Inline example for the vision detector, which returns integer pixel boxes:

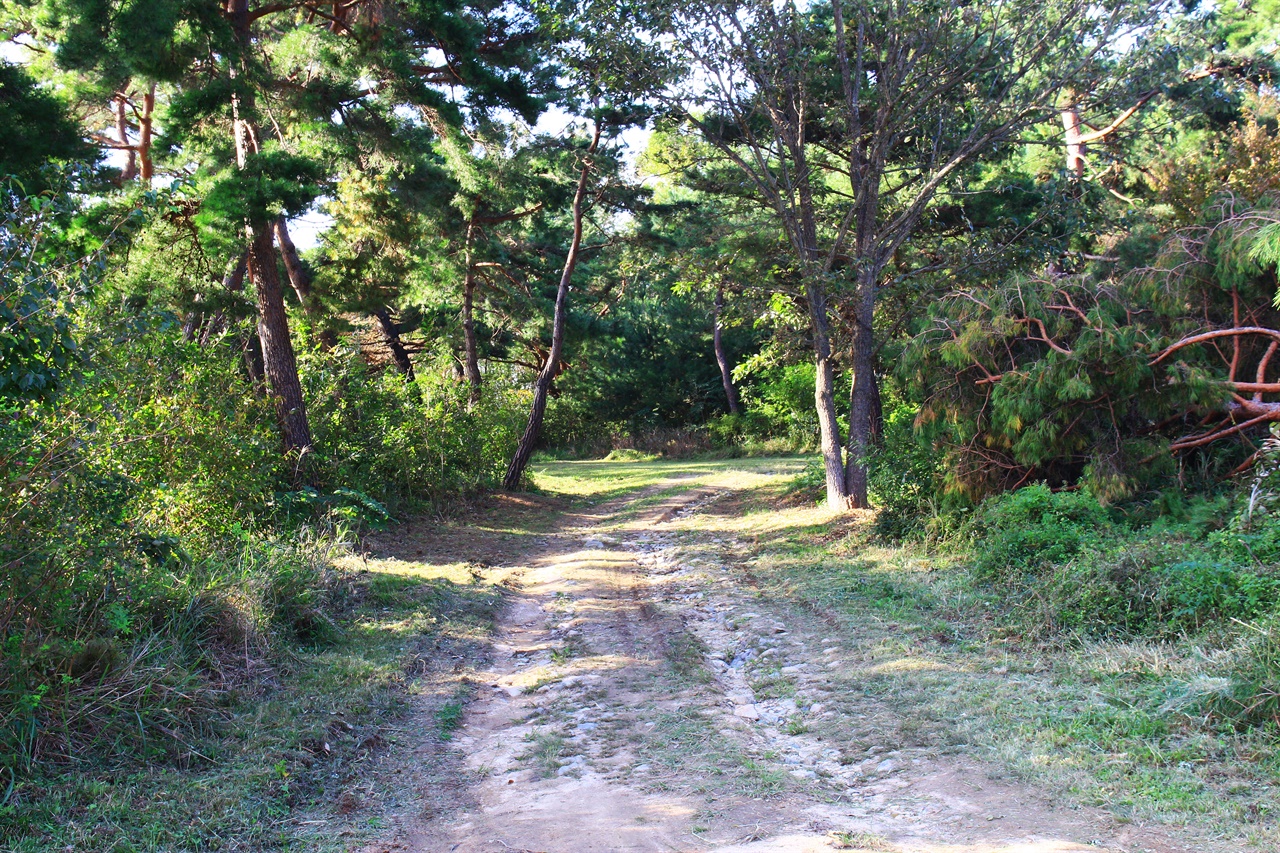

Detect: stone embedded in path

[733,704,761,720]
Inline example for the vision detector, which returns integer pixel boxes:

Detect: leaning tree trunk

[503,125,601,490]
[248,223,313,457]
[274,217,335,349]
[843,271,878,508]
[792,135,851,510]
[713,285,741,414]
[373,307,416,381]
[230,0,312,462]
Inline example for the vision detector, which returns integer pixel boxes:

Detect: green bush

[304,349,523,510]
[706,410,774,447]
[743,362,819,447]
[868,403,948,540]
[967,491,1280,638]
[968,484,1111,584]
[1032,540,1279,637]
[540,394,619,457]
[1,299,517,778]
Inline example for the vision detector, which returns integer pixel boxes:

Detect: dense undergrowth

[963,483,1280,732]
[782,405,1280,741]
[1,194,523,840]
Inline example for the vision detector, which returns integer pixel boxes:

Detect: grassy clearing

[1,525,512,853]
[530,456,806,507]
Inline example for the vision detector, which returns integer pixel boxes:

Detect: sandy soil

[361,477,1191,853]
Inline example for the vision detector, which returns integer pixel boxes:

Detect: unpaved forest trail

[362,467,1190,853]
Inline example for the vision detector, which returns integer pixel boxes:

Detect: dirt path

[363,475,1189,853]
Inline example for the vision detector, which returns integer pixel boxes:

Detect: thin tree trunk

[230,0,312,462]
[243,330,265,386]
[181,296,202,341]
[713,285,741,414]
[116,94,137,181]
[794,147,850,509]
[248,223,313,457]
[274,217,335,349]
[201,251,248,346]
[808,282,851,509]
[373,307,415,381]
[503,124,601,490]
[843,269,878,508]
[462,218,482,405]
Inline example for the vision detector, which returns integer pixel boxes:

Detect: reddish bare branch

[1152,327,1280,365]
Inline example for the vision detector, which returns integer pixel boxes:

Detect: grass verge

[1,527,510,852]
[713,478,1280,849]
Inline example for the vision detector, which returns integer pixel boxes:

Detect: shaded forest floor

[15,458,1278,851]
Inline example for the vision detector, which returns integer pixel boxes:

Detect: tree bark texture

[843,273,878,507]
[503,125,601,490]
[713,285,741,414]
[808,284,853,510]
[248,223,313,457]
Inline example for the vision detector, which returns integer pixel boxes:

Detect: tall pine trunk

[503,125,601,490]
[230,0,312,463]
[808,282,851,509]
[713,285,741,414]
[248,223,313,457]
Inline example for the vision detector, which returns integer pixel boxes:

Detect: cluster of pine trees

[4,0,1280,794]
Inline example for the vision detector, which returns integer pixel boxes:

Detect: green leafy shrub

[706,410,774,447]
[968,484,1111,584]
[743,362,819,448]
[540,394,619,458]
[968,495,1280,638]
[1031,540,1279,637]
[868,403,948,540]
[1,217,516,780]
[305,350,523,510]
